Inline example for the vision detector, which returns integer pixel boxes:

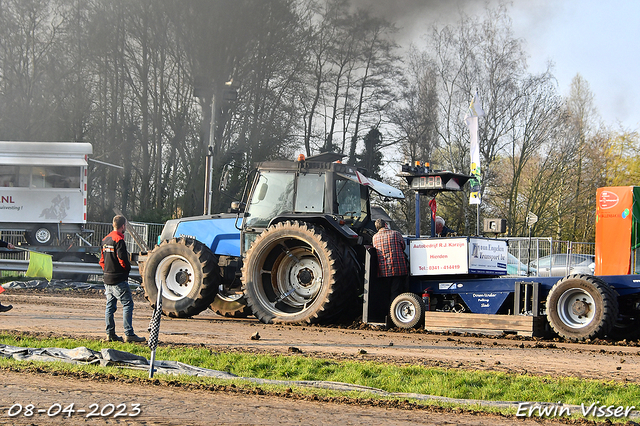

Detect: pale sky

[511,0,640,130]
[361,0,640,131]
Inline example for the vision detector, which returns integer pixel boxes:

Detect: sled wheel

[142,237,219,318]
[390,292,425,329]
[546,274,618,341]
[242,221,358,324]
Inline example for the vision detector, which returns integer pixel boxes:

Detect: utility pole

[197,79,239,216]
[204,93,216,216]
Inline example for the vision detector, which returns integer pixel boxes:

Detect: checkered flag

[148,282,163,378]
[147,294,162,351]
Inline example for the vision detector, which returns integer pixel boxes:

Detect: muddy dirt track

[0,288,639,425]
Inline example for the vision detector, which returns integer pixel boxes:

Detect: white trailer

[0,141,92,246]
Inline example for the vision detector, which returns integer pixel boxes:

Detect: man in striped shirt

[372,219,408,304]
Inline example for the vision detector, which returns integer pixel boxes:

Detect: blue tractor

[138,152,404,323]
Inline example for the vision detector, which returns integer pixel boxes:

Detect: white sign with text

[409,237,507,276]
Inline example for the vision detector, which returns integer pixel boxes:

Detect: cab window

[336,177,368,225]
[295,173,324,213]
[245,171,295,228]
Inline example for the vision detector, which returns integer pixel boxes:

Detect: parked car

[506,253,536,276]
[529,253,595,277]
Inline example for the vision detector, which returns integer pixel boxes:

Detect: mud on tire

[546,274,618,341]
[242,221,359,324]
[142,237,220,318]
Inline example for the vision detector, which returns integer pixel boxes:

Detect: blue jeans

[105,281,134,336]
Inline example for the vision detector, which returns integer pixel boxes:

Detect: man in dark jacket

[0,239,14,312]
[100,215,145,343]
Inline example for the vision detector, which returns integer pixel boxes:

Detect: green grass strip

[0,333,638,421]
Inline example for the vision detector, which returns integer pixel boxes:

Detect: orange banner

[595,187,633,275]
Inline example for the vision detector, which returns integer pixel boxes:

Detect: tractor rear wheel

[142,237,219,318]
[242,221,358,324]
[546,274,618,341]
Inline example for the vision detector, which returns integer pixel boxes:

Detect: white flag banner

[464,93,484,205]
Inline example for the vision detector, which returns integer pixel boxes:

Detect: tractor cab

[240,152,404,252]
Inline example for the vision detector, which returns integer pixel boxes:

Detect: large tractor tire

[210,293,252,318]
[389,292,425,329]
[546,274,618,341]
[242,221,359,324]
[142,237,220,318]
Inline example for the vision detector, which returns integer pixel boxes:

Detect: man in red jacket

[100,215,145,343]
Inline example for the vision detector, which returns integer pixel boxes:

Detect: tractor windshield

[244,171,295,228]
[335,177,368,226]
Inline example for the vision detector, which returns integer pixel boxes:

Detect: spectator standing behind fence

[99,215,145,343]
[0,239,14,312]
[372,219,409,303]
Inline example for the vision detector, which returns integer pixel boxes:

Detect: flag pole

[148,280,163,379]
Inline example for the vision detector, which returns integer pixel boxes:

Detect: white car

[529,254,595,277]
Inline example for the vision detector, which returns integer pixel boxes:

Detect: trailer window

[245,171,295,228]
[7,166,81,188]
[0,166,18,187]
[18,167,31,187]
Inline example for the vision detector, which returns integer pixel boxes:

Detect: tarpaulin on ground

[1,279,142,291]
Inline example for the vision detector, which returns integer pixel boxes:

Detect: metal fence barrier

[0,222,164,281]
[0,227,617,280]
[503,237,595,277]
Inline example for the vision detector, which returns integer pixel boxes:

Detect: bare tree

[0,0,66,140]
[488,70,563,235]
[401,3,529,234]
[563,74,599,240]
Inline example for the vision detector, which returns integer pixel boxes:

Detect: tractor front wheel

[142,237,219,318]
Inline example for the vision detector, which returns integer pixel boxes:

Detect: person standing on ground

[0,239,14,312]
[99,215,145,343]
[372,219,409,304]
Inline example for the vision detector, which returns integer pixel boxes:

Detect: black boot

[0,304,13,313]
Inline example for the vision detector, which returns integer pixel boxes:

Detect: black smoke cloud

[349,0,486,46]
